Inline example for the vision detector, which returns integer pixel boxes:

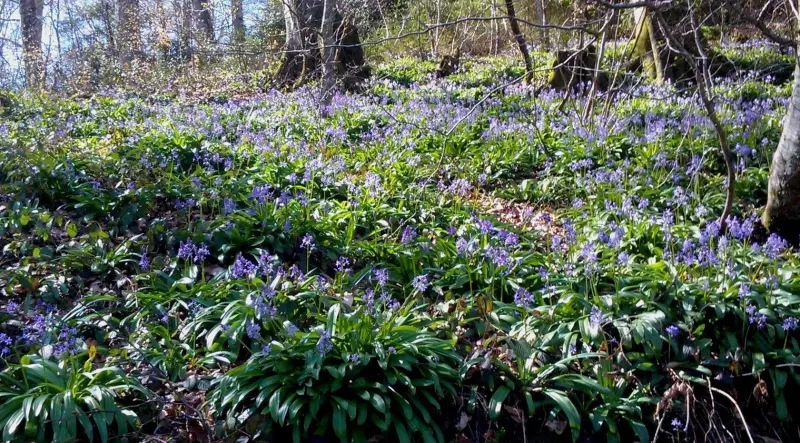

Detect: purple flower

[671,418,683,432]
[231,255,257,279]
[139,252,150,270]
[301,233,315,250]
[349,353,360,363]
[763,233,788,260]
[246,321,261,340]
[412,274,429,293]
[317,330,333,355]
[222,198,236,214]
[285,323,299,335]
[334,256,352,274]
[514,288,534,307]
[373,268,389,287]
[387,346,397,354]
[400,226,417,244]
[6,301,19,314]
[0,333,12,356]
[177,240,195,259]
[589,306,604,327]
[194,243,210,263]
[783,317,798,332]
[477,218,494,234]
[665,325,680,337]
[738,284,751,298]
[446,226,457,236]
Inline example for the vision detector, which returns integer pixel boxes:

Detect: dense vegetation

[1,41,799,442]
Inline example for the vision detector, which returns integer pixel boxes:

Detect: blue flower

[246,321,261,340]
[589,306,604,327]
[412,274,429,293]
[194,243,210,263]
[671,418,683,432]
[400,226,417,244]
[514,288,533,307]
[301,233,315,250]
[782,317,798,332]
[177,240,195,259]
[373,268,389,287]
[317,330,333,355]
[231,255,257,279]
[665,325,680,337]
[139,252,150,270]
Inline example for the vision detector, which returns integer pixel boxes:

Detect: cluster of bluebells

[177,240,210,263]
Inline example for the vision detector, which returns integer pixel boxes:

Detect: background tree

[231,0,245,45]
[19,0,44,88]
[118,0,141,65]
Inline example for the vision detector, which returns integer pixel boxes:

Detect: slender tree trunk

[764,56,800,242]
[231,0,245,45]
[118,0,141,65]
[504,0,533,84]
[319,0,336,109]
[192,0,215,43]
[534,0,547,46]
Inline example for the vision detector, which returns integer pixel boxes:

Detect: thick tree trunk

[275,0,367,89]
[20,0,44,88]
[276,0,316,86]
[504,0,533,84]
[632,7,662,82]
[118,0,141,65]
[320,0,336,109]
[231,0,245,45]
[192,0,215,43]
[763,58,800,242]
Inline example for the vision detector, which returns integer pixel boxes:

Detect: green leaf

[488,385,510,420]
[394,421,411,443]
[370,393,386,414]
[332,405,347,441]
[67,222,78,238]
[543,389,581,441]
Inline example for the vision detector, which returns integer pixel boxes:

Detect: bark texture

[503,0,533,84]
[118,0,141,65]
[192,0,215,43]
[19,0,44,88]
[763,59,800,242]
[320,0,336,108]
[276,0,368,89]
[231,0,245,45]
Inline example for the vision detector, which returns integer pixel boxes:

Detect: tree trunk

[503,0,533,84]
[192,0,215,43]
[275,0,367,89]
[118,0,141,65]
[231,0,245,45]
[276,0,316,86]
[20,0,44,89]
[763,58,800,242]
[534,0,547,46]
[319,0,336,109]
[632,7,662,82]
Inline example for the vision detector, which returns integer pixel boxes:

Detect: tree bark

[231,0,245,45]
[192,0,215,43]
[118,0,141,65]
[632,7,662,82]
[319,0,336,109]
[763,57,800,242]
[503,0,533,84]
[19,0,44,88]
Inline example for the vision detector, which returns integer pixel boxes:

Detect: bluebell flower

[671,418,683,432]
[301,233,315,250]
[782,317,798,332]
[373,268,389,287]
[665,325,680,337]
[412,274,429,293]
[589,306,604,327]
[194,243,210,263]
[246,321,261,340]
[400,226,417,244]
[317,330,333,355]
[231,255,257,279]
[514,288,533,307]
[139,252,150,270]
